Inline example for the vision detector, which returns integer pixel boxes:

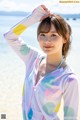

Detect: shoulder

[62,65,79,95]
[62,64,79,86]
[64,65,78,81]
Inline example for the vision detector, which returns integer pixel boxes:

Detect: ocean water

[0,15,80,78]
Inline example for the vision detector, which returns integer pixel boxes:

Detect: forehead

[41,24,57,34]
[48,24,57,33]
[37,19,59,36]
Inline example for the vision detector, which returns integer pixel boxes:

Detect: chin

[42,48,59,55]
[43,50,54,55]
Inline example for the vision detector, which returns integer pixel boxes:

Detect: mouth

[44,46,53,49]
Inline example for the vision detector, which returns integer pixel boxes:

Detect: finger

[40,14,50,21]
[41,5,52,16]
[41,5,48,11]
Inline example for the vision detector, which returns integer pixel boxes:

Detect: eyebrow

[50,31,57,33]
[39,31,58,34]
[40,31,57,34]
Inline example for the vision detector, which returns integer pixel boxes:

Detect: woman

[4,5,79,120]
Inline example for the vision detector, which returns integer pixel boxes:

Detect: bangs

[37,17,51,35]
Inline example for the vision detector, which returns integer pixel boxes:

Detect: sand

[0,52,25,120]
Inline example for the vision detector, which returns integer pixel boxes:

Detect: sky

[0,0,80,14]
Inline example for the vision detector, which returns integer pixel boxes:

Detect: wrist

[21,6,48,27]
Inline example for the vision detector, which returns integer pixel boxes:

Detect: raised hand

[40,5,52,21]
[32,5,52,21]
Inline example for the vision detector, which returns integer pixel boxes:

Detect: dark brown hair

[37,14,72,59]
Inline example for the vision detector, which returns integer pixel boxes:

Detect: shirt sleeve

[3,5,47,65]
[63,74,79,120]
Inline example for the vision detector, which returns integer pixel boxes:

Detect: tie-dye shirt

[4,6,79,120]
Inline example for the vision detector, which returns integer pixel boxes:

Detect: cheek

[58,37,64,45]
[54,39,63,47]
[38,41,43,49]
[53,39,64,52]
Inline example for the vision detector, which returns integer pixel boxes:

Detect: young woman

[4,5,79,120]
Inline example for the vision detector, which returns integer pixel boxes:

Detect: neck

[46,53,64,68]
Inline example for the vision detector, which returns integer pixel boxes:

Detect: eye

[51,34,56,37]
[40,33,45,36]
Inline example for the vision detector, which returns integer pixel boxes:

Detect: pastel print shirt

[4,6,79,120]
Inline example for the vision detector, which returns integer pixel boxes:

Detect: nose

[45,36,51,41]
[44,39,52,45]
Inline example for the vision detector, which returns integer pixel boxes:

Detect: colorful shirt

[4,6,79,120]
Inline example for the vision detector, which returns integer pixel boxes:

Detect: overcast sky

[0,0,80,13]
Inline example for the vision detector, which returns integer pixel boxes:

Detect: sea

[0,15,80,77]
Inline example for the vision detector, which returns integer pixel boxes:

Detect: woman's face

[38,24,66,55]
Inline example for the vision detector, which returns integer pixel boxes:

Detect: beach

[0,51,25,120]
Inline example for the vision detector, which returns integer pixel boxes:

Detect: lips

[44,46,53,48]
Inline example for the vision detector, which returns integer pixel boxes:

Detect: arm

[4,5,50,65]
[63,75,79,120]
